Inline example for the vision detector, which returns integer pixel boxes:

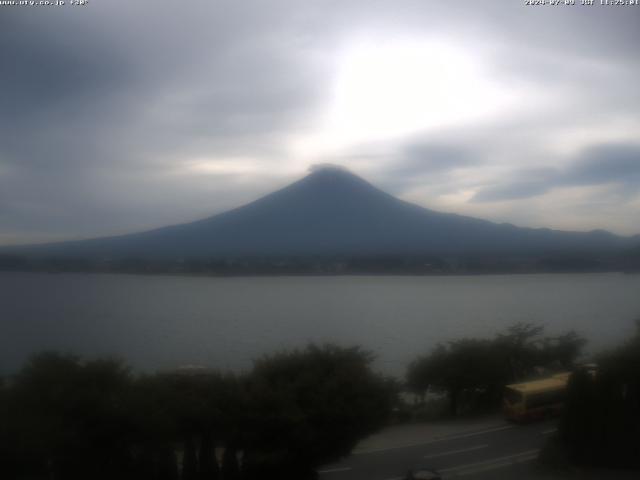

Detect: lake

[1,272,639,377]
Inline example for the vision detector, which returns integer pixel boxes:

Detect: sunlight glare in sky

[310,38,516,151]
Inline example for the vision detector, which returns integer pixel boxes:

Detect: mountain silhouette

[5,166,637,260]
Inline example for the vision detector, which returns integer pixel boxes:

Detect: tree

[198,431,219,480]
[407,323,587,417]
[560,320,640,469]
[3,346,393,480]
[221,444,240,480]
[242,344,395,480]
[561,368,595,463]
[129,369,241,480]
[407,339,503,416]
[6,352,134,480]
[538,331,586,371]
[494,322,544,380]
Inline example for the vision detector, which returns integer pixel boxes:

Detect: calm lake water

[1,272,639,377]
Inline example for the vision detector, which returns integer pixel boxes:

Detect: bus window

[525,389,565,409]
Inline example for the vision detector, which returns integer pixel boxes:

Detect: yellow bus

[503,373,569,422]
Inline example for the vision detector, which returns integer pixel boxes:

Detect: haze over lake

[2,272,639,377]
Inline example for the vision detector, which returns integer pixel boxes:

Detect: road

[318,417,560,480]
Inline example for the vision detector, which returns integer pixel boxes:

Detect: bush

[0,345,394,480]
[559,320,640,469]
[407,323,586,417]
[242,344,396,479]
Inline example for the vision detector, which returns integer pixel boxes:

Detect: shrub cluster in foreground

[0,345,396,480]
[559,321,640,469]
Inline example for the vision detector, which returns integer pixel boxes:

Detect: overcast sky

[1,0,639,245]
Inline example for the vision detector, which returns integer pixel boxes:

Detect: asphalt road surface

[318,418,559,480]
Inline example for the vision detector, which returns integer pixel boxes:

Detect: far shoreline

[1,268,637,280]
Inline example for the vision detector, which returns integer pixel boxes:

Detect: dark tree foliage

[0,345,394,480]
[221,444,240,480]
[198,432,219,480]
[126,369,246,479]
[407,323,586,416]
[182,435,198,480]
[407,339,504,416]
[537,331,586,372]
[0,375,15,475]
[242,345,397,480]
[560,320,640,469]
[3,352,135,480]
[561,368,595,463]
[495,323,545,379]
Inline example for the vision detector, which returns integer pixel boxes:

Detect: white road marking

[354,425,514,455]
[318,467,352,474]
[439,449,539,477]
[541,428,557,435]
[424,444,489,459]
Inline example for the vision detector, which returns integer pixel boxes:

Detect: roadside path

[317,416,636,479]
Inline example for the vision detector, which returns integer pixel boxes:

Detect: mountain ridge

[2,166,638,262]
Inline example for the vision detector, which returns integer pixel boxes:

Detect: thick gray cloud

[1,0,639,244]
[365,141,480,196]
[472,176,555,203]
[473,143,640,202]
[567,144,640,186]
